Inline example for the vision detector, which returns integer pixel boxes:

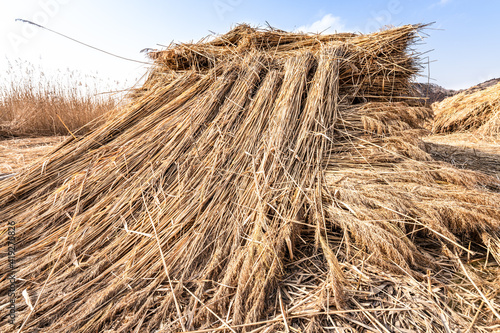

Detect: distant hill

[412,78,500,105]
[412,83,457,105]
[461,78,500,95]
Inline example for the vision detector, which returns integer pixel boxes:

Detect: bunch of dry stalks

[433,82,500,136]
[0,24,499,332]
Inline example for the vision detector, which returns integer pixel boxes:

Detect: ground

[0,136,67,175]
[1,134,498,178]
[423,133,500,178]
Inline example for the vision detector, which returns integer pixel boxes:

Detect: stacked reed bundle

[0,25,499,332]
[143,24,424,103]
[433,81,500,135]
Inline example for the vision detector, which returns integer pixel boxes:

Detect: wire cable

[16,18,154,66]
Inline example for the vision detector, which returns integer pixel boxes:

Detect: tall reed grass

[0,59,119,137]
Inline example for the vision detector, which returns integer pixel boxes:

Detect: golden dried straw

[433,81,500,136]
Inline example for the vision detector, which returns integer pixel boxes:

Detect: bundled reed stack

[433,81,500,135]
[1,25,500,332]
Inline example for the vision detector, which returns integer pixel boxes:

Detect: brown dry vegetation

[0,25,500,333]
[433,82,500,135]
[0,61,117,137]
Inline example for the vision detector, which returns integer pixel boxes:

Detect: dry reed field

[1,24,500,332]
[0,61,116,137]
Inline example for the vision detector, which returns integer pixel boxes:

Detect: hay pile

[433,81,500,135]
[1,25,500,332]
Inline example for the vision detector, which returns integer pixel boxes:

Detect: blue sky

[1,0,499,90]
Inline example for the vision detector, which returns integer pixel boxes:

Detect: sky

[0,0,499,91]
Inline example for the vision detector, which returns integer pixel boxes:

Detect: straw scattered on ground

[423,133,500,178]
[0,136,66,174]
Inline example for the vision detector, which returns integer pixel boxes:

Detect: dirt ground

[0,136,67,175]
[423,133,500,178]
[0,134,499,179]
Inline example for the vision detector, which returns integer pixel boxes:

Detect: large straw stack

[433,81,500,135]
[1,25,500,332]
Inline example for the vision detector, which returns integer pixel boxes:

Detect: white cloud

[430,0,452,8]
[296,14,345,34]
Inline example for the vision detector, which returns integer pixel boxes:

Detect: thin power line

[16,18,155,66]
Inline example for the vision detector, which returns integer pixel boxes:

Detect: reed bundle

[433,82,500,135]
[1,24,499,332]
